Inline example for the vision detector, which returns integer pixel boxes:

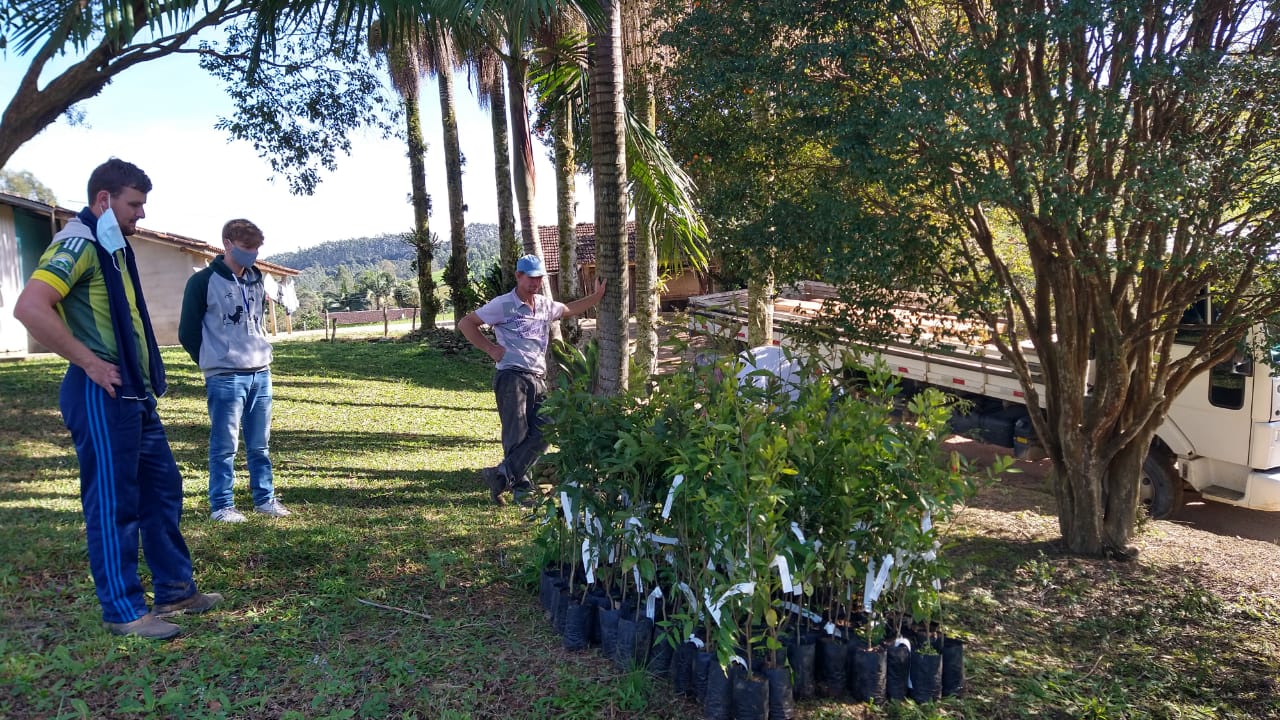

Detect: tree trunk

[438,62,470,320]
[403,94,440,328]
[0,7,240,169]
[590,0,630,395]
[506,54,562,343]
[489,63,519,291]
[555,100,581,340]
[507,56,540,257]
[1052,412,1152,556]
[632,78,660,378]
[747,269,774,347]
[1040,305,1155,557]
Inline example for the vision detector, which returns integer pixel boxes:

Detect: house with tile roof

[536,221,709,310]
[1,192,300,358]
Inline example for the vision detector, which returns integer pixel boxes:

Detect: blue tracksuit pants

[60,366,197,624]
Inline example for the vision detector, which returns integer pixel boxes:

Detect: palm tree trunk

[555,101,581,340]
[438,63,471,320]
[506,53,562,342]
[507,56,540,256]
[632,79,659,377]
[591,0,629,395]
[404,94,440,328]
[489,63,520,291]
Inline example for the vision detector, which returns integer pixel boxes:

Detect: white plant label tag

[864,553,895,612]
[662,474,684,519]
[790,522,806,544]
[560,492,574,525]
[582,538,597,585]
[646,587,663,619]
[706,582,756,626]
[782,601,822,623]
[678,582,698,612]
[771,555,794,594]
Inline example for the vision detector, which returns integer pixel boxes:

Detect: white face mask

[97,207,127,254]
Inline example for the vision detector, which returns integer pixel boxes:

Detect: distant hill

[265,224,505,275]
[264,233,414,270]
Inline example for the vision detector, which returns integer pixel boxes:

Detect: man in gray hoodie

[179,219,291,523]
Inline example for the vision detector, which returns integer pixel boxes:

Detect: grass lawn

[2,337,1278,719]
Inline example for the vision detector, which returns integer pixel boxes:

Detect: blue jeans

[494,368,547,487]
[207,369,275,511]
[60,366,197,623]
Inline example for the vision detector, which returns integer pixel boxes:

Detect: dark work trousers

[493,368,548,487]
[60,366,196,624]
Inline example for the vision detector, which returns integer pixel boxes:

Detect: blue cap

[516,254,546,277]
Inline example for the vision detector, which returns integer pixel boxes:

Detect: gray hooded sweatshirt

[179,256,273,378]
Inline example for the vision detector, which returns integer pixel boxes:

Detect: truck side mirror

[1232,347,1254,376]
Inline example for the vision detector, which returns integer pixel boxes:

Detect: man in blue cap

[459,254,606,506]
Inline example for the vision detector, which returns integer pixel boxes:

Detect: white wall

[130,240,206,347]
[0,205,28,356]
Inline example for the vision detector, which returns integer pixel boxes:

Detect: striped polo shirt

[475,288,566,376]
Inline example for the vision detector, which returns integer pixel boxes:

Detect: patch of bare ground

[949,435,1280,605]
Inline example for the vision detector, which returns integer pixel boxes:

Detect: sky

[1,37,594,256]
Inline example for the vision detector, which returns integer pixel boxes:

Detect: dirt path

[945,436,1280,546]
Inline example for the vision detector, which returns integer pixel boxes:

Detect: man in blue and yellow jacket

[14,158,222,640]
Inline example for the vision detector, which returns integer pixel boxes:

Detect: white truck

[688,282,1280,519]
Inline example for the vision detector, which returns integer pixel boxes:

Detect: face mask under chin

[97,208,127,254]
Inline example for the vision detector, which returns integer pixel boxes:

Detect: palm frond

[626,109,710,272]
[4,0,214,56]
[530,28,588,106]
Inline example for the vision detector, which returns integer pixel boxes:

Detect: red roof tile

[537,221,637,273]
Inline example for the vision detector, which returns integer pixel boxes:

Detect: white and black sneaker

[254,499,293,517]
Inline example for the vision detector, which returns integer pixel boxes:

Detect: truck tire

[1140,451,1184,520]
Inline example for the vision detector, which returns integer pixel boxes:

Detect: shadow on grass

[275,395,490,412]
[270,342,494,393]
[944,531,1280,717]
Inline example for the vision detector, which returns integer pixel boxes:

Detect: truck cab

[1155,301,1280,513]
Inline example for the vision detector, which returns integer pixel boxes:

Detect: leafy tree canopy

[0,168,58,205]
[666,0,1280,556]
[199,17,402,195]
[661,0,927,303]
